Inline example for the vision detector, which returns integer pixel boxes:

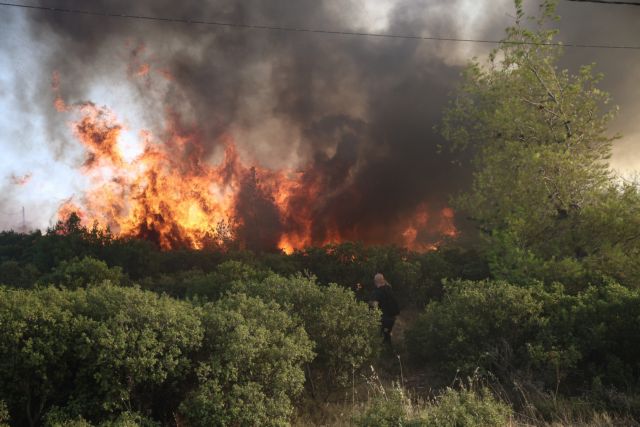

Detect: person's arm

[368,289,380,309]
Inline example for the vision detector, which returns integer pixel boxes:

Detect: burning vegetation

[55,67,457,253]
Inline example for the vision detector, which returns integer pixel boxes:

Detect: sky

[0,0,638,234]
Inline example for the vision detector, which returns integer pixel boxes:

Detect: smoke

[554,1,640,175]
[1,0,638,247]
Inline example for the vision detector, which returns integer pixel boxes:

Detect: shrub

[406,278,640,396]
[353,386,415,427]
[405,279,584,388]
[66,285,203,420]
[570,282,640,388]
[0,285,203,425]
[420,387,512,427]
[44,410,158,427]
[180,293,313,426]
[230,273,380,389]
[139,261,269,299]
[0,286,78,426]
[0,283,318,426]
[0,260,40,288]
[292,243,423,306]
[406,280,550,378]
[45,257,125,288]
[183,260,269,300]
[354,385,512,427]
[0,401,8,427]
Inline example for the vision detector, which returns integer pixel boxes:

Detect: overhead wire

[565,0,640,6]
[0,1,639,50]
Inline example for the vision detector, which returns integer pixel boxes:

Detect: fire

[401,204,458,252]
[53,68,457,252]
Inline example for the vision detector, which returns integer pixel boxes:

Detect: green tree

[440,0,640,287]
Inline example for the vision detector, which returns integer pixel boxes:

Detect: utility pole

[21,206,26,232]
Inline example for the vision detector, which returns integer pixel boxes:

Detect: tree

[441,0,640,287]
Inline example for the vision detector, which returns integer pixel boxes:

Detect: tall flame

[54,67,457,253]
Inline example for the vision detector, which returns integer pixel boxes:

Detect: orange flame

[53,69,457,252]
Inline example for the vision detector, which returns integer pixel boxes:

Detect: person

[368,273,400,344]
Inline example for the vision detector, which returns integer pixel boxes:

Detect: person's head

[374,273,386,288]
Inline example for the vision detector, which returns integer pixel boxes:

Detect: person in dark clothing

[368,273,400,344]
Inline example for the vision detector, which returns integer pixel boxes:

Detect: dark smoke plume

[4,0,639,247]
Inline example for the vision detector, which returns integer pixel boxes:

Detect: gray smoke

[2,0,638,246]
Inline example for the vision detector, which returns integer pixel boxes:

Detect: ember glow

[54,70,457,253]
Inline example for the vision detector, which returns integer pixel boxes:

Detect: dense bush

[406,279,640,396]
[0,284,314,426]
[0,260,40,288]
[289,243,487,307]
[0,222,488,312]
[406,280,553,380]
[180,294,313,426]
[420,387,512,427]
[183,260,269,300]
[0,284,202,425]
[231,273,380,390]
[43,257,126,288]
[570,282,640,388]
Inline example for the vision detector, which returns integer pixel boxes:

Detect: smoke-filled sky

[0,0,638,239]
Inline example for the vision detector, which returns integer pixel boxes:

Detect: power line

[0,1,639,50]
[565,0,640,5]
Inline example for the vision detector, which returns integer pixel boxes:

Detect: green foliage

[180,294,313,426]
[66,285,202,419]
[0,218,488,307]
[406,280,563,380]
[0,284,202,425]
[231,273,380,389]
[292,243,424,306]
[139,261,270,299]
[570,282,640,388]
[0,260,39,288]
[354,386,414,427]
[0,286,78,426]
[0,401,9,427]
[440,0,640,288]
[184,260,268,300]
[44,410,158,427]
[44,256,125,288]
[406,278,640,394]
[0,282,317,426]
[354,385,512,427]
[419,387,512,427]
